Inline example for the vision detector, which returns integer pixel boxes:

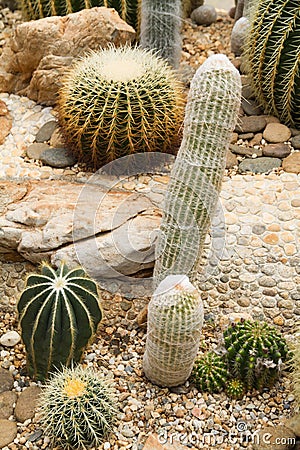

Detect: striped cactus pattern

[140,0,182,68]
[153,54,242,289]
[245,0,300,127]
[18,262,102,381]
[143,275,203,387]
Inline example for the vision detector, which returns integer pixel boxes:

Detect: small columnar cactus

[153,54,241,288]
[18,262,102,381]
[140,0,182,68]
[21,0,140,29]
[224,320,288,391]
[143,275,204,387]
[245,0,300,127]
[39,365,117,449]
[192,352,229,393]
[226,379,245,399]
[58,46,184,169]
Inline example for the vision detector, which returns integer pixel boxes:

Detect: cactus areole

[17,262,102,381]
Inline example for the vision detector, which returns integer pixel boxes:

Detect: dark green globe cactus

[226,379,245,399]
[224,320,288,391]
[192,352,229,393]
[39,365,117,449]
[245,0,300,127]
[18,262,102,381]
[58,46,184,170]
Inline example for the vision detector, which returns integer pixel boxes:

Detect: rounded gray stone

[291,135,300,149]
[235,115,267,133]
[26,143,50,160]
[238,157,282,173]
[263,123,291,143]
[0,330,21,347]
[241,98,263,116]
[40,148,77,168]
[0,419,17,447]
[262,143,291,158]
[35,120,58,143]
[191,5,217,25]
[231,17,250,56]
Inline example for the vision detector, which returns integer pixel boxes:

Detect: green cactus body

[245,0,300,127]
[226,379,245,399]
[58,46,184,169]
[153,55,241,289]
[143,275,203,387]
[192,352,229,393]
[18,262,102,381]
[39,365,117,449]
[224,320,288,391]
[140,0,182,69]
[21,0,141,29]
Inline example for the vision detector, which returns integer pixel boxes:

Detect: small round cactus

[224,320,288,391]
[226,379,245,399]
[192,352,229,393]
[39,365,118,449]
[58,46,184,169]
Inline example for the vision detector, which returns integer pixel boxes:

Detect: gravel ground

[0,6,299,450]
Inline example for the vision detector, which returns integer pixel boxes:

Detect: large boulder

[0,7,135,105]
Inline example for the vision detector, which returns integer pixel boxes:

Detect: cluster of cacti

[39,365,117,449]
[226,378,245,399]
[21,0,140,29]
[58,46,184,170]
[143,275,203,387]
[192,352,229,393]
[140,0,182,69]
[18,262,102,381]
[244,0,300,127]
[153,54,242,289]
[224,320,288,391]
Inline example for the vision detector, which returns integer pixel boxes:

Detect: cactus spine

[140,0,182,69]
[18,262,102,381]
[58,46,184,169]
[143,275,203,387]
[39,365,117,449]
[192,352,229,393]
[153,55,242,289]
[245,0,300,127]
[224,320,288,391]
[21,0,141,29]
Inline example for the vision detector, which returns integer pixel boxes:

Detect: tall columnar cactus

[21,0,141,29]
[58,46,184,169]
[224,320,288,391]
[153,54,242,289]
[140,0,182,69]
[18,262,102,381]
[245,0,300,127]
[143,275,203,387]
[39,365,117,449]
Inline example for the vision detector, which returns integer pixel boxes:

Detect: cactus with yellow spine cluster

[58,46,184,169]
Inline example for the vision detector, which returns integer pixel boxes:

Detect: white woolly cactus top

[153,274,200,300]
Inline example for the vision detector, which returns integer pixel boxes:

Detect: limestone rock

[282,152,300,173]
[0,7,135,105]
[15,386,41,423]
[0,330,21,347]
[0,419,17,447]
[263,123,292,143]
[0,101,12,145]
[252,425,296,450]
[0,368,14,394]
[191,5,217,25]
[0,391,17,419]
[231,17,249,56]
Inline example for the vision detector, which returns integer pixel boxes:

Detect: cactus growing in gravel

[21,0,140,29]
[39,365,117,449]
[245,0,300,127]
[140,0,182,69]
[143,275,203,387]
[153,54,241,288]
[18,262,102,381]
[192,352,229,393]
[224,320,288,391]
[226,379,245,399]
[58,46,184,170]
